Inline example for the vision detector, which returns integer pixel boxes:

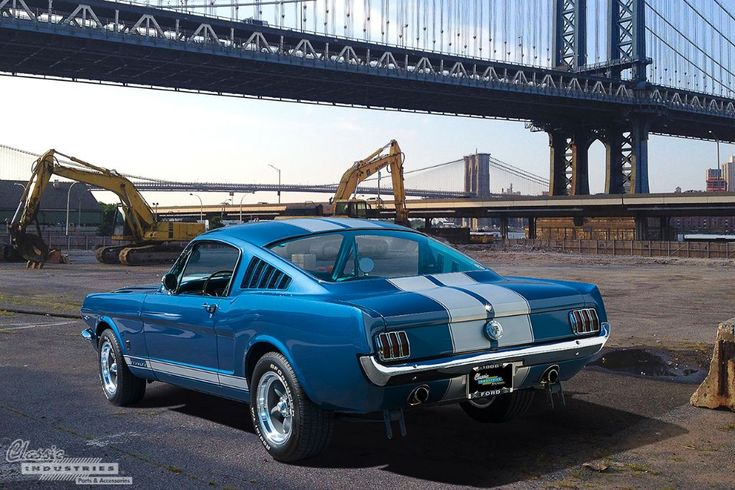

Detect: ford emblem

[484,320,504,341]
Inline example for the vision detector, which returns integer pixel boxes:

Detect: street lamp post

[152,202,159,220]
[189,193,203,221]
[239,194,248,222]
[12,182,25,193]
[268,164,282,204]
[66,182,80,235]
[66,181,80,251]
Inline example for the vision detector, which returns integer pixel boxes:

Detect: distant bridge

[126,180,470,199]
[0,144,550,198]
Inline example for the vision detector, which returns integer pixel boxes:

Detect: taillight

[375,331,411,361]
[569,308,600,335]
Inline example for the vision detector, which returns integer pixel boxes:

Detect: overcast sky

[1,75,733,206]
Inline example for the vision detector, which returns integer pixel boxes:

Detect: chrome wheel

[256,371,293,447]
[100,340,118,397]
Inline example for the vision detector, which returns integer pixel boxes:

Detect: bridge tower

[464,153,492,229]
[547,0,650,196]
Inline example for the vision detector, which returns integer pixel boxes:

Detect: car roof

[200,217,411,247]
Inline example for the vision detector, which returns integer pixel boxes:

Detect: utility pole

[268,164,282,204]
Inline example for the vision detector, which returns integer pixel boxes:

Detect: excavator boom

[333,140,409,225]
[8,150,203,266]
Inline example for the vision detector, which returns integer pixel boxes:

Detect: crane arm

[9,150,156,251]
[333,140,409,224]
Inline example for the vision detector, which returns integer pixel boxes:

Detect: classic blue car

[81,218,610,462]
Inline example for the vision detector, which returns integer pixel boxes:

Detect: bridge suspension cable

[646,0,735,97]
[138,0,556,68]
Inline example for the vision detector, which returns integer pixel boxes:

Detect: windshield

[268,230,484,282]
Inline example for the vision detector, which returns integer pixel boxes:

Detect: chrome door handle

[202,303,217,314]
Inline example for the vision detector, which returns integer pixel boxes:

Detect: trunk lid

[330,271,591,358]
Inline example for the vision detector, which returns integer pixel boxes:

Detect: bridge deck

[1,0,733,142]
[158,193,735,220]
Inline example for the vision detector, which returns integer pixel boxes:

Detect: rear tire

[98,329,146,406]
[460,389,535,423]
[250,352,333,462]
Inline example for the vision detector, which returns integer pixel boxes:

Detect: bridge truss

[0,0,734,198]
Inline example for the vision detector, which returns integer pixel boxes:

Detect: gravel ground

[0,249,734,489]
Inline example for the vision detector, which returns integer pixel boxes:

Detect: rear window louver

[242,257,292,290]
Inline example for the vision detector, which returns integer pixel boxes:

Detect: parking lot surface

[1,251,734,489]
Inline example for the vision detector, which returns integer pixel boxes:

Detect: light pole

[239,193,248,222]
[12,182,25,193]
[66,181,81,251]
[268,164,282,204]
[189,193,203,221]
[710,130,721,170]
[152,202,159,220]
[66,182,80,236]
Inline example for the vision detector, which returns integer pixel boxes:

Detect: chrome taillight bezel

[375,331,411,361]
[569,308,600,335]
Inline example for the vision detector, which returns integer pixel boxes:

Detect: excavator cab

[334,199,369,218]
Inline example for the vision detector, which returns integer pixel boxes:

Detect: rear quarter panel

[220,292,384,411]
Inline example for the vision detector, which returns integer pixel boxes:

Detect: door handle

[202,303,217,314]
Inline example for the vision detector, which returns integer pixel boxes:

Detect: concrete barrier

[691,319,735,411]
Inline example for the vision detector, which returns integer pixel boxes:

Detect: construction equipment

[8,149,204,266]
[283,140,408,224]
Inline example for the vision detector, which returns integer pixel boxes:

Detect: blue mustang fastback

[81,218,610,462]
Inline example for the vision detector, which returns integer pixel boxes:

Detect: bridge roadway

[158,192,735,222]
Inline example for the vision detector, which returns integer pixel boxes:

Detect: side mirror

[162,273,178,292]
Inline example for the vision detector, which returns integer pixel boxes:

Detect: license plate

[466,363,515,399]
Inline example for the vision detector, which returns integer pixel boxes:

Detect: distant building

[722,155,735,191]
[671,216,735,234]
[705,168,727,192]
[0,180,102,227]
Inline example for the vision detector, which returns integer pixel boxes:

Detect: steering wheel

[202,270,232,296]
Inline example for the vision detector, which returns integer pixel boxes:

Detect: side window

[178,242,239,296]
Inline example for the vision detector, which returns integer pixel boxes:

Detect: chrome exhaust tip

[540,365,560,384]
[407,385,430,406]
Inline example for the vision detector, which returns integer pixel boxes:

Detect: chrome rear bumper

[359,323,610,387]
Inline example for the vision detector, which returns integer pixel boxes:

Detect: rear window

[268,230,483,282]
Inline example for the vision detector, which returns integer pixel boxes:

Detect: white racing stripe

[322,217,384,228]
[282,218,343,233]
[389,273,534,353]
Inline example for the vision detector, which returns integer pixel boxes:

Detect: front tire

[250,352,333,462]
[98,329,146,406]
[460,390,535,423]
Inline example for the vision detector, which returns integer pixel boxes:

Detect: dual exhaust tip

[407,385,430,406]
[540,365,560,384]
[407,367,559,406]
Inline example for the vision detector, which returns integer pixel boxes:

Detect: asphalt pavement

[1,313,733,489]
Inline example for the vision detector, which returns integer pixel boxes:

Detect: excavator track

[95,245,127,264]
[118,243,186,266]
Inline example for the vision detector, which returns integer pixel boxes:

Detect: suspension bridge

[1,0,734,197]
[0,144,550,198]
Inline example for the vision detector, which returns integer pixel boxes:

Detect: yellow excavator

[284,140,408,224]
[8,150,204,267]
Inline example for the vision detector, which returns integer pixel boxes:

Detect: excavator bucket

[10,231,49,264]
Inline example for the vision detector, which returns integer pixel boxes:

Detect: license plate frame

[466,362,517,400]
